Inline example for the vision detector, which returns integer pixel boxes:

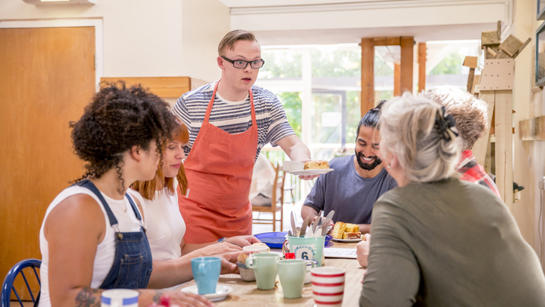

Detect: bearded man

[301,102,396,233]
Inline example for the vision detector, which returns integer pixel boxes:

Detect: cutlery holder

[287,236,325,266]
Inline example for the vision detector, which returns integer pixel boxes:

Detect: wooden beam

[473,91,495,167]
[400,36,414,94]
[463,56,478,93]
[394,63,401,96]
[494,90,513,205]
[519,115,545,141]
[100,76,191,98]
[417,42,426,93]
[361,38,375,116]
[372,37,401,46]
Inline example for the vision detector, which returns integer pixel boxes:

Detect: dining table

[176,241,364,306]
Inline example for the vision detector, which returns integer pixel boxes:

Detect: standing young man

[172,30,312,244]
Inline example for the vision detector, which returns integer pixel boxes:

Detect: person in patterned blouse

[422,87,500,198]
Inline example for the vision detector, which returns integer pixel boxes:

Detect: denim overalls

[76,180,153,289]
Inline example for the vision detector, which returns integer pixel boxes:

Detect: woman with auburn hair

[422,87,500,198]
[39,83,212,306]
[359,93,545,306]
[130,121,259,281]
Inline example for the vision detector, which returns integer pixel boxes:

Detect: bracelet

[218,237,225,242]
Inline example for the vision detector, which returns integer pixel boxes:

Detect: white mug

[101,289,138,307]
[311,266,345,307]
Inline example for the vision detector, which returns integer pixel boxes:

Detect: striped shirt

[172,82,294,160]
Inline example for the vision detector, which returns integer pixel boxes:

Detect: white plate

[287,168,334,176]
[181,285,232,302]
[331,237,362,243]
[324,247,357,259]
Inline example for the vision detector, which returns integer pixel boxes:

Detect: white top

[249,154,276,200]
[128,185,186,261]
[39,185,143,307]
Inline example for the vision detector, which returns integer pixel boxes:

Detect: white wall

[181,0,229,82]
[0,0,229,82]
[511,0,545,261]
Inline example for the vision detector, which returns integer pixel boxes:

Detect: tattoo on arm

[75,287,101,307]
[152,290,164,303]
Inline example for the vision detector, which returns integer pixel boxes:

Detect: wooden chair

[252,163,286,232]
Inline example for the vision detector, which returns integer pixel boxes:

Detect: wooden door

[0,26,95,298]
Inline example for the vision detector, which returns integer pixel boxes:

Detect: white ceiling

[218,0,508,45]
[253,23,494,45]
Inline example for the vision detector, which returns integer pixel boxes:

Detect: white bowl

[238,265,256,281]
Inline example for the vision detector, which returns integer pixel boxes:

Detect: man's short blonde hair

[218,30,257,56]
[422,87,487,151]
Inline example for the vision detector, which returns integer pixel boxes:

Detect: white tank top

[128,186,186,261]
[39,185,143,307]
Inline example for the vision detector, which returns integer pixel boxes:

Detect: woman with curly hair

[359,93,545,306]
[39,83,212,306]
[129,121,258,279]
[422,87,500,198]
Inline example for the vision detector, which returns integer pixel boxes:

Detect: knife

[311,216,318,235]
[299,216,311,237]
[290,211,298,237]
[321,210,335,236]
[314,217,323,237]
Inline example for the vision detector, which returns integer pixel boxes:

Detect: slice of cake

[332,222,346,239]
[304,160,330,170]
[345,223,360,233]
[242,242,270,253]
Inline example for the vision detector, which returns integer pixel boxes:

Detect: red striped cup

[311,266,345,306]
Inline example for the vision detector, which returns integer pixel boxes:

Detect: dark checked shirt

[456,150,501,199]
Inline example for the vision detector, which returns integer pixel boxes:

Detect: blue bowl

[254,232,333,249]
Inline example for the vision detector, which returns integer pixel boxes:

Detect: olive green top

[360,178,545,307]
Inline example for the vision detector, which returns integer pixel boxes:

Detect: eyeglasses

[221,56,265,69]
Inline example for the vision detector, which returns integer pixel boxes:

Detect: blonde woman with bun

[359,93,545,307]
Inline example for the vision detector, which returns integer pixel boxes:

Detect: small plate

[181,285,232,302]
[331,237,362,243]
[287,169,334,176]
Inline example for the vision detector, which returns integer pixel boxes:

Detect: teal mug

[277,259,306,298]
[246,252,280,290]
[191,256,221,294]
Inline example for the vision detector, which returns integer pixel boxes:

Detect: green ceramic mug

[246,252,280,290]
[277,259,306,298]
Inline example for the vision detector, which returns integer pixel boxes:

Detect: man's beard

[355,150,382,171]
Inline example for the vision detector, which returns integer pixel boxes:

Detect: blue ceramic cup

[191,257,221,295]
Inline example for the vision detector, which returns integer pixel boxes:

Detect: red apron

[179,82,258,243]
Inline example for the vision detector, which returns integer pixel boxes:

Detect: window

[256,40,480,202]
[426,40,482,89]
[258,44,361,162]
